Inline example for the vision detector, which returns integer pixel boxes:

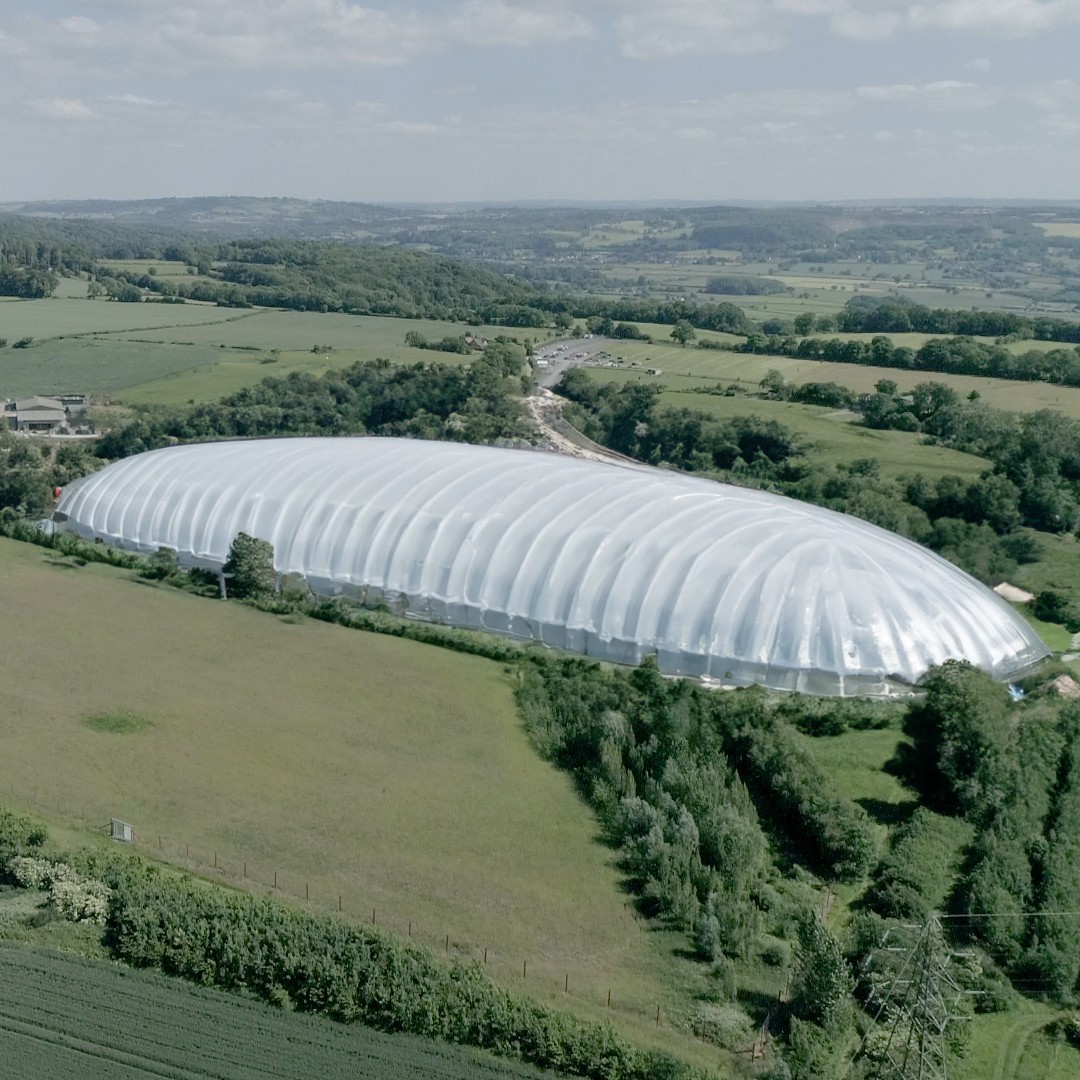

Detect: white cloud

[857,79,998,109]
[446,1,592,45]
[613,1,787,57]
[831,9,903,39]
[27,97,98,119]
[907,0,1080,34]
[1024,78,1079,110]
[2,1,593,78]
[106,93,160,106]
[371,120,440,135]
[59,16,101,38]
[966,56,991,69]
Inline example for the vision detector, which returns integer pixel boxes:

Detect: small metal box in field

[110,819,134,843]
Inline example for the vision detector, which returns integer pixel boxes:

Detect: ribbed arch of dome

[54,437,1050,696]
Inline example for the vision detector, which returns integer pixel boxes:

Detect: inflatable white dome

[54,437,1049,696]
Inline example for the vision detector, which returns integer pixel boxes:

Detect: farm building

[4,396,68,433]
[53,437,1049,696]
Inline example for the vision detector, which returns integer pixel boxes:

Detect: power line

[849,916,976,1080]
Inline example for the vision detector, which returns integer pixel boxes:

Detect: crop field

[0,944,555,1080]
[1036,222,1080,239]
[0,538,723,1067]
[0,300,555,403]
[575,345,1080,419]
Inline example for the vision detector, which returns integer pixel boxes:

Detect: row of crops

[0,944,555,1080]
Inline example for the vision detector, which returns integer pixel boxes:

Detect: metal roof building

[53,437,1049,696]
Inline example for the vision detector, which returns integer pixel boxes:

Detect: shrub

[0,807,47,882]
[8,855,111,924]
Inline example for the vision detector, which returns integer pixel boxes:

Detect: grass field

[1012,530,1080,613]
[0,538,725,1068]
[0,943,556,1080]
[99,258,208,279]
[653,390,988,479]
[0,300,556,404]
[574,344,1080,419]
[955,1001,1080,1080]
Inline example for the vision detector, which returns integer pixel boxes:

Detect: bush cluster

[102,867,701,1080]
[1,808,701,1080]
[8,855,111,924]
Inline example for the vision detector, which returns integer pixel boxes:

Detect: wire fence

[5,785,792,1062]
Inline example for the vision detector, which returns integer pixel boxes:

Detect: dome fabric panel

[54,437,1050,696]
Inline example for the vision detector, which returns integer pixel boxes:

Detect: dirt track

[525,388,634,465]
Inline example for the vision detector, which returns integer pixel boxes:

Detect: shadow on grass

[856,796,919,828]
[738,987,789,1032]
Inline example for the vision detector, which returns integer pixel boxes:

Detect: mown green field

[0,943,556,1080]
[576,344,1080,419]
[0,299,555,403]
[0,538,722,1069]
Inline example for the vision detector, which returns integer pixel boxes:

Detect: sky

[0,0,1078,204]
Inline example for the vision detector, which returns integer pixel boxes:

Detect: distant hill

[0,196,400,239]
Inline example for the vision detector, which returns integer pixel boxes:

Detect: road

[526,337,638,465]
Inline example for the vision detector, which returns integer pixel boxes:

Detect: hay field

[576,344,1080,419]
[0,538,718,1066]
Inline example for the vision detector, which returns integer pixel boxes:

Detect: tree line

[888,662,1080,1005]
[741,331,1080,387]
[95,346,528,462]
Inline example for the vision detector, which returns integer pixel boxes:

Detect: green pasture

[955,1001,1080,1080]
[794,729,914,840]
[1012,603,1073,654]
[0,943,557,1080]
[571,342,1080,419]
[0,300,556,404]
[119,312,555,405]
[99,258,206,278]
[1012,530,1080,609]
[0,296,252,340]
[52,276,91,299]
[653,389,988,479]
[0,538,722,1069]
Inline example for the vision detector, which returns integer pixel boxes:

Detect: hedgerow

[0,811,703,1080]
